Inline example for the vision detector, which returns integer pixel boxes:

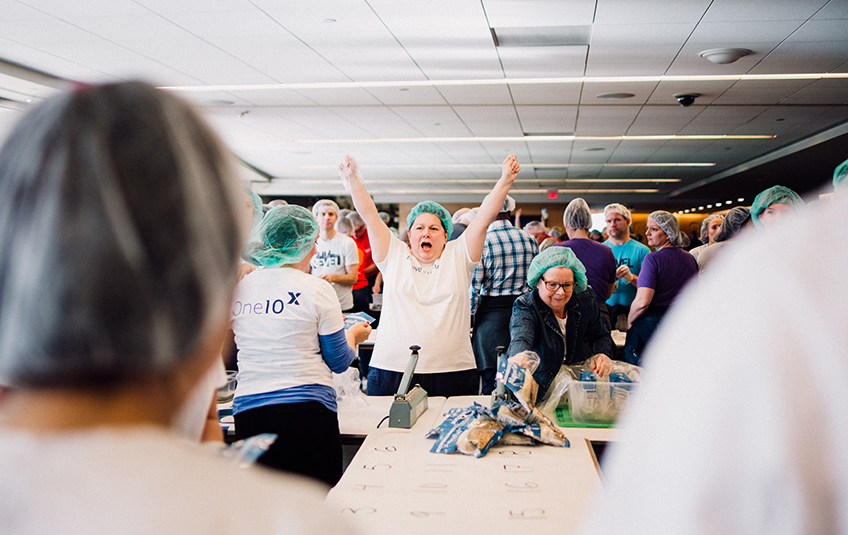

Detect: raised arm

[338,155,392,264]
[463,154,520,262]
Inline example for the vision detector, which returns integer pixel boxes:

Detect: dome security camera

[674,93,700,107]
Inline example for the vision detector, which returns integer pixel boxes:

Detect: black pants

[366,367,479,397]
[472,295,519,395]
[234,401,342,487]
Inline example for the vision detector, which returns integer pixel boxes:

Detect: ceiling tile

[594,0,712,24]
[701,0,825,22]
[510,82,582,105]
[482,0,596,27]
[498,45,588,78]
[438,85,514,106]
[451,105,523,136]
[516,105,578,133]
[751,41,848,74]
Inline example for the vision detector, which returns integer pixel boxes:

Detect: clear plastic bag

[537,358,643,422]
[333,367,367,406]
[497,350,541,411]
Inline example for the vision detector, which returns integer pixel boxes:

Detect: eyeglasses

[540,278,574,292]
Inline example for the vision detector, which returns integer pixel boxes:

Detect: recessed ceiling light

[715,202,722,206]
[596,92,635,100]
[726,200,733,204]
[684,210,690,213]
[706,204,713,208]
[698,206,704,210]
[161,72,848,92]
[737,198,744,202]
[699,48,751,64]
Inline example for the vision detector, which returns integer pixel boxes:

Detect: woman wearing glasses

[508,247,613,400]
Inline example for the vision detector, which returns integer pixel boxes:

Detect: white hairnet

[312,199,339,219]
[524,221,546,234]
[699,213,724,244]
[603,203,631,222]
[648,211,689,248]
[563,198,592,230]
[0,82,244,388]
[501,195,516,213]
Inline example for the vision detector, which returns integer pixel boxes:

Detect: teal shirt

[604,238,651,307]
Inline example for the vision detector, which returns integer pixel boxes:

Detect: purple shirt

[638,247,698,307]
[556,239,617,300]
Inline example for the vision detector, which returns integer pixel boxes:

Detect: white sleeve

[315,282,345,335]
[343,236,359,267]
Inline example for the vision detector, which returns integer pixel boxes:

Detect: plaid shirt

[471,220,539,313]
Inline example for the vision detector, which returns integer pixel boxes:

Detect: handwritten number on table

[342,507,377,515]
[498,450,532,456]
[410,511,446,517]
[374,445,397,452]
[352,484,384,491]
[503,464,533,472]
[362,463,392,470]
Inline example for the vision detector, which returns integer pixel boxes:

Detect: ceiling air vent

[491,26,592,47]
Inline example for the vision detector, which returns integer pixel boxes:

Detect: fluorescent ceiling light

[297,135,773,144]
[162,72,848,92]
[297,162,713,169]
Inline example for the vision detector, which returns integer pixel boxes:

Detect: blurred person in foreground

[338,154,519,397]
[0,81,349,533]
[602,203,650,332]
[579,190,848,535]
[624,211,697,366]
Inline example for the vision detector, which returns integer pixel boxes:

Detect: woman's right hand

[348,321,372,345]
[338,155,363,192]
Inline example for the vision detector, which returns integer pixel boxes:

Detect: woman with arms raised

[338,154,520,397]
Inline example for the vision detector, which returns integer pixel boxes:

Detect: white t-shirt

[310,233,359,310]
[0,426,352,534]
[579,196,848,535]
[231,267,344,398]
[371,233,478,373]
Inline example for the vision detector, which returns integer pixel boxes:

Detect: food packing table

[327,395,617,535]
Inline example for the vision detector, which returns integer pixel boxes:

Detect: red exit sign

[547,190,558,199]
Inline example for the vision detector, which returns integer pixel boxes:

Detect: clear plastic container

[567,380,636,425]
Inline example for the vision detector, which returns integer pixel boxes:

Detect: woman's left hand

[590,353,612,378]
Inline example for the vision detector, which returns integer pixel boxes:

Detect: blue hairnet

[527,246,588,293]
[834,158,848,191]
[648,211,689,248]
[243,186,263,230]
[750,185,804,228]
[563,198,592,230]
[407,201,453,236]
[244,205,318,267]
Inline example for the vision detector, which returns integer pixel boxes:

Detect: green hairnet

[527,246,588,293]
[407,201,453,236]
[834,158,848,191]
[750,185,804,228]
[563,198,592,230]
[244,205,318,267]
[243,185,263,230]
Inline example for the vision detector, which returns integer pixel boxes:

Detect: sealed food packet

[497,351,540,411]
[456,419,505,458]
